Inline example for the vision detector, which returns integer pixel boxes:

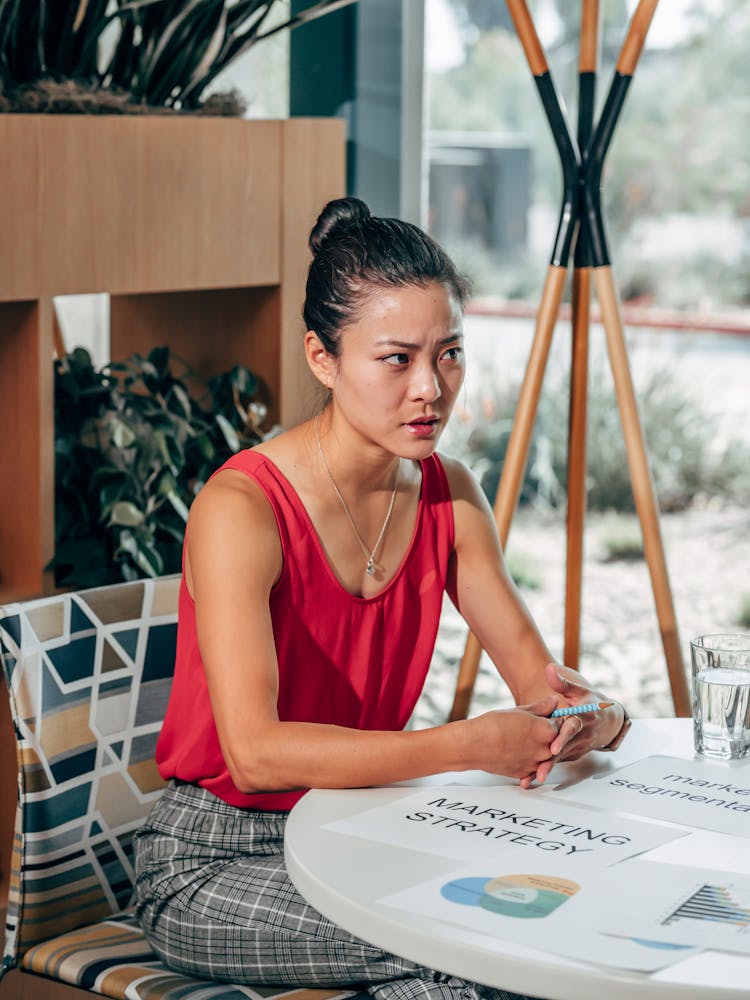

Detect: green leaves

[52,345,268,588]
[109,501,146,526]
[1,0,358,112]
[215,413,240,452]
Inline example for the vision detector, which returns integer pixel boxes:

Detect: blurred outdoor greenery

[596,512,645,562]
[504,549,543,590]
[441,358,750,516]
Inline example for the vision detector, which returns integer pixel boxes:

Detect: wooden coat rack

[449,0,691,721]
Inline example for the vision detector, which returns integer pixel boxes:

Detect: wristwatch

[597,703,632,751]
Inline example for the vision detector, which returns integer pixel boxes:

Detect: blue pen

[550,701,613,717]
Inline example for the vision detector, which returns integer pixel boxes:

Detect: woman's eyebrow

[374,334,464,349]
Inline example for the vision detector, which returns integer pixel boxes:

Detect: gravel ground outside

[411,501,749,728]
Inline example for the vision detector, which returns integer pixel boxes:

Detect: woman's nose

[409,364,441,402]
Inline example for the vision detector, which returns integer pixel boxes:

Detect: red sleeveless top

[156,449,456,811]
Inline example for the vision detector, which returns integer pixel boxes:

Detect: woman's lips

[405,418,439,437]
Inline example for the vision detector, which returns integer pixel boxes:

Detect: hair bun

[309,197,371,255]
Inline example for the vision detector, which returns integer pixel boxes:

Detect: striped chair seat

[21,913,362,1000]
[0,577,363,1000]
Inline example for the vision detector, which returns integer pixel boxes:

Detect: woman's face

[327,281,465,459]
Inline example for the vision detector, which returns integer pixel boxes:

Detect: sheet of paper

[378,856,700,973]
[324,785,686,868]
[598,860,750,956]
[547,754,750,838]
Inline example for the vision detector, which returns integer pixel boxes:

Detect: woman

[135,197,629,1000]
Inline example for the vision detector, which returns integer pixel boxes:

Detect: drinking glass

[690,634,750,759]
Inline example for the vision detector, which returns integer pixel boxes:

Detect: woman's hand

[527,663,626,785]
[465,696,562,785]
[514,663,627,785]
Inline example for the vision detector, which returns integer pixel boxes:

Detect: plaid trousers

[134,782,542,1000]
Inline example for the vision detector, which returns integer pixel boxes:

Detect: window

[418,0,750,721]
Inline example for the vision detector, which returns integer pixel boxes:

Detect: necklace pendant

[315,415,399,585]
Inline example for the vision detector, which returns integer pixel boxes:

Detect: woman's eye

[382,353,409,366]
[442,346,464,362]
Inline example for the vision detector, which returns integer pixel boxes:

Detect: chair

[0,576,363,1000]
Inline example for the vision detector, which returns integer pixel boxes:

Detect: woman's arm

[184,469,563,793]
[441,454,626,768]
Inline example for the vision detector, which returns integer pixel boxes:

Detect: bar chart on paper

[663,884,750,930]
[600,864,750,956]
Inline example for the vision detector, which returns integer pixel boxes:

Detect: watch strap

[598,704,632,751]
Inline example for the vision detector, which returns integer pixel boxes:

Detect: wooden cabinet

[0,114,345,602]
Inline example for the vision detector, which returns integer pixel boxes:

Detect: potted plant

[52,345,272,587]
[0,0,355,114]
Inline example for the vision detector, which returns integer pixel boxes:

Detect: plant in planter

[53,345,272,587]
[0,0,356,113]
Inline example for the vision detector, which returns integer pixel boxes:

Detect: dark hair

[303,197,471,355]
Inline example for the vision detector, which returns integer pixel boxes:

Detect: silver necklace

[315,415,399,577]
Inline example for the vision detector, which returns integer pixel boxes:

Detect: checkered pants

[134,782,542,1000]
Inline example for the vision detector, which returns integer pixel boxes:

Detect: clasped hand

[475,662,625,789]
[526,661,626,787]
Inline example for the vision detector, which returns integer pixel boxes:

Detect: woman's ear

[304,330,337,390]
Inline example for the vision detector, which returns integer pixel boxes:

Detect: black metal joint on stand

[535,72,580,269]
[584,72,632,268]
[574,71,597,269]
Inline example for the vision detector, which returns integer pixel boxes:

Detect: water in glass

[694,667,750,759]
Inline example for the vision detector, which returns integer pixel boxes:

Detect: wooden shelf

[0,114,345,602]
[0,114,344,922]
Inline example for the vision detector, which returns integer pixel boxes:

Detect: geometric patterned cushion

[1,576,364,1000]
[0,576,179,970]
[21,912,366,1000]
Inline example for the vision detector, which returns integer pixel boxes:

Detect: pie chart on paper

[440,873,580,919]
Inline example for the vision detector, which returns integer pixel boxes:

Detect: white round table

[285,719,750,1000]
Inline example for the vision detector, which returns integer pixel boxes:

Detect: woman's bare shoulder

[191,419,310,525]
[435,451,483,502]
[185,462,283,596]
[190,464,276,527]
